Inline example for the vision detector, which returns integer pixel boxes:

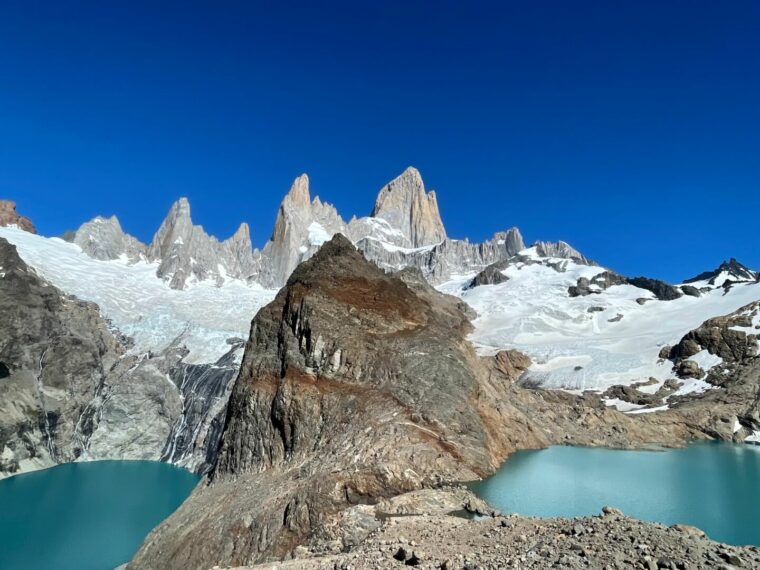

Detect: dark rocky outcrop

[627,277,682,301]
[568,271,627,297]
[680,285,701,297]
[568,272,682,301]
[465,264,509,289]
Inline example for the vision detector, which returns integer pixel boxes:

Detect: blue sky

[1,1,758,281]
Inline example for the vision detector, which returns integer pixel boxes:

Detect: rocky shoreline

[238,495,760,570]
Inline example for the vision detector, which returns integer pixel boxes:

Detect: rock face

[0,200,36,233]
[357,228,527,285]
[59,168,558,290]
[148,198,256,289]
[466,264,510,289]
[568,271,683,301]
[252,169,529,288]
[128,234,546,568]
[256,175,347,288]
[69,215,146,262]
[0,237,123,474]
[369,167,446,248]
[0,236,244,477]
[535,240,589,264]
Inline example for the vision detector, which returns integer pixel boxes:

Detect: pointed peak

[171,197,192,217]
[231,222,251,241]
[379,167,424,196]
[399,165,422,181]
[684,258,758,285]
[285,174,310,208]
[92,214,123,229]
[371,166,446,247]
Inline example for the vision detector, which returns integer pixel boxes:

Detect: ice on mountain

[0,226,276,363]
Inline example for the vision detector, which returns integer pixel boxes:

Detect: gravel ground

[239,508,760,570]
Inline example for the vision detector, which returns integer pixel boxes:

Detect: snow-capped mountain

[440,249,760,408]
[1,168,759,478]
[62,167,534,290]
[683,258,759,289]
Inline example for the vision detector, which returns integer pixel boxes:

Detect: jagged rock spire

[148,198,256,289]
[257,175,346,288]
[371,167,447,248]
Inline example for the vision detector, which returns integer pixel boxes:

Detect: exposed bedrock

[0,237,244,477]
[129,235,706,569]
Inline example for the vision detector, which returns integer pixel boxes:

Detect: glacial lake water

[0,460,199,570]
[470,442,760,546]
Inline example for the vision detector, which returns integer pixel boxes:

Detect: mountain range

[1,167,759,567]
[62,167,544,290]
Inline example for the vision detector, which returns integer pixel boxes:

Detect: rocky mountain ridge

[52,167,576,289]
[127,235,748,569]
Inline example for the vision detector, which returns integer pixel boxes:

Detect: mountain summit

[371,166,447,248]
[60,168,581,290]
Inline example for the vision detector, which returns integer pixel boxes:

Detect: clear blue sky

[1,1,758,281]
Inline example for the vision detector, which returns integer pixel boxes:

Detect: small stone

[393,547,409,562]
[719,551,744,567]
[602,506,624,517]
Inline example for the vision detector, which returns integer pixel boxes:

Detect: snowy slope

[0,227,276,363]
[439,250,760,393]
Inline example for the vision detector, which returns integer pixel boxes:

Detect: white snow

[439,251,760,392]
[0,227,276,363]
[363,217,405,239]
[746,431,760,444]
[362,235,438,254]
[307,222,332,247]
[671,377,713,397]
[603,398,645,412]
[686,350,723,374]
[627,404,670,415]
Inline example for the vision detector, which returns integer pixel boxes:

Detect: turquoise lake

[0,460,199,570]
[470,442,760,546]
